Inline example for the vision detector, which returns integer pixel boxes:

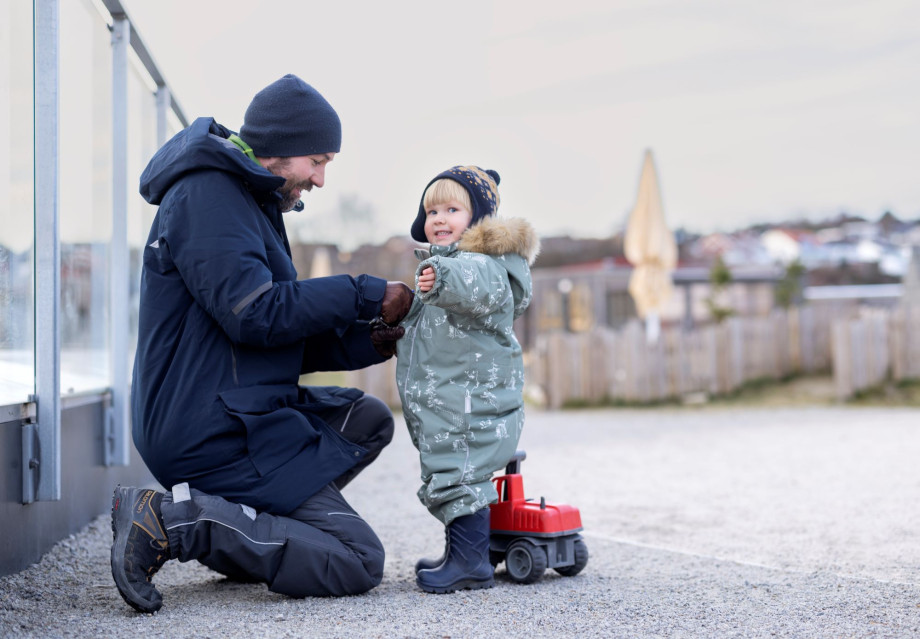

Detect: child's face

[424,200,473,245]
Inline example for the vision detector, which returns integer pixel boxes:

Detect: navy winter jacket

[132,117,387,515]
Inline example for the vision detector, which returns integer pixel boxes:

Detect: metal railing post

[31,0,61,502]
[106,14,130,466]
[156,84,170,146]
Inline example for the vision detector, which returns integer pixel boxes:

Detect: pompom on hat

[411,165,501,243]
[239,74,341,157]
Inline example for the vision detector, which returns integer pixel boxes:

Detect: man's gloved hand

[370,324,405,358]
[380,281,413,325]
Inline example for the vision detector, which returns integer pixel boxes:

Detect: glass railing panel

[58,0,114,395]
[126,61,158,378]
[0,0,36,407]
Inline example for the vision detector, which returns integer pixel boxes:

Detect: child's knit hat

[411,165,501,243]
[240,74,341,157]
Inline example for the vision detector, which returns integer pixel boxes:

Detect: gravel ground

[1,405,919,638]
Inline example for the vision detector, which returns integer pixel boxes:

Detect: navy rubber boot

[414,527,449,574]
[416,508,494,593]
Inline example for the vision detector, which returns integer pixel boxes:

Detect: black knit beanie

[239,74,341,157]
[411,166,501,243]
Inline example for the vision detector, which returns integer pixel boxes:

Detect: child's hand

[417,267,435,292]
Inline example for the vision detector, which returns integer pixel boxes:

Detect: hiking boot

[110,486,170,613]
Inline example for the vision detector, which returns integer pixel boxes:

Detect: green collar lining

[228,134,261,166]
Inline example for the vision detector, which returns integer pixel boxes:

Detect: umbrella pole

[645,312,661,344]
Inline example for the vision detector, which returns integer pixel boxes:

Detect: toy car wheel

[505,540,546,584]
[554,538,589,577]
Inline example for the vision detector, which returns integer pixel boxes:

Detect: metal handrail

[97,0,189,127]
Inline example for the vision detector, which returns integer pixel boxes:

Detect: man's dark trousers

[158,394,394,597]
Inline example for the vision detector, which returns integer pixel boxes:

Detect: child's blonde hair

[423,178,472,212]
[410,166,501,243]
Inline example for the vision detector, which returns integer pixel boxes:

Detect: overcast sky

[120,0,920,248]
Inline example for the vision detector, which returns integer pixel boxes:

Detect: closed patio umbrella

[624,149,677,343]
[310,246,333,278]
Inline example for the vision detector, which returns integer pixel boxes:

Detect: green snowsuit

[396,217,541,524]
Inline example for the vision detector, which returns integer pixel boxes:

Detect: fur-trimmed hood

[457,217,541,266]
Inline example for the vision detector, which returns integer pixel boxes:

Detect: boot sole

[417,576,494,594]
[110,486,162,613]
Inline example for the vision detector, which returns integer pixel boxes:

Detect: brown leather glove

[370,324,405,358]
[380,281,413,325]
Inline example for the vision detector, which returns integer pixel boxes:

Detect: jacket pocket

[218,384,319,477]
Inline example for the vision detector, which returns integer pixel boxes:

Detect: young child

[395,165,540,593]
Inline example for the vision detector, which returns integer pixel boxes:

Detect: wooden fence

[346,355,399,408]
[831,302,920,400]
[345,303,919,409]
[530,306,835,408]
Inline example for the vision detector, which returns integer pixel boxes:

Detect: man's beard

[278,182,308,212]
[263,157,311,212]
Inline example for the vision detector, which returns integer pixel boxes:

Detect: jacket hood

[139,117,285,205]
[457,217,541,266]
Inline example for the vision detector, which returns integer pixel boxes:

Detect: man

[111,74,412,613]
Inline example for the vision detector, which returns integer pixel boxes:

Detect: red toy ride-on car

[489,451,589,584]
